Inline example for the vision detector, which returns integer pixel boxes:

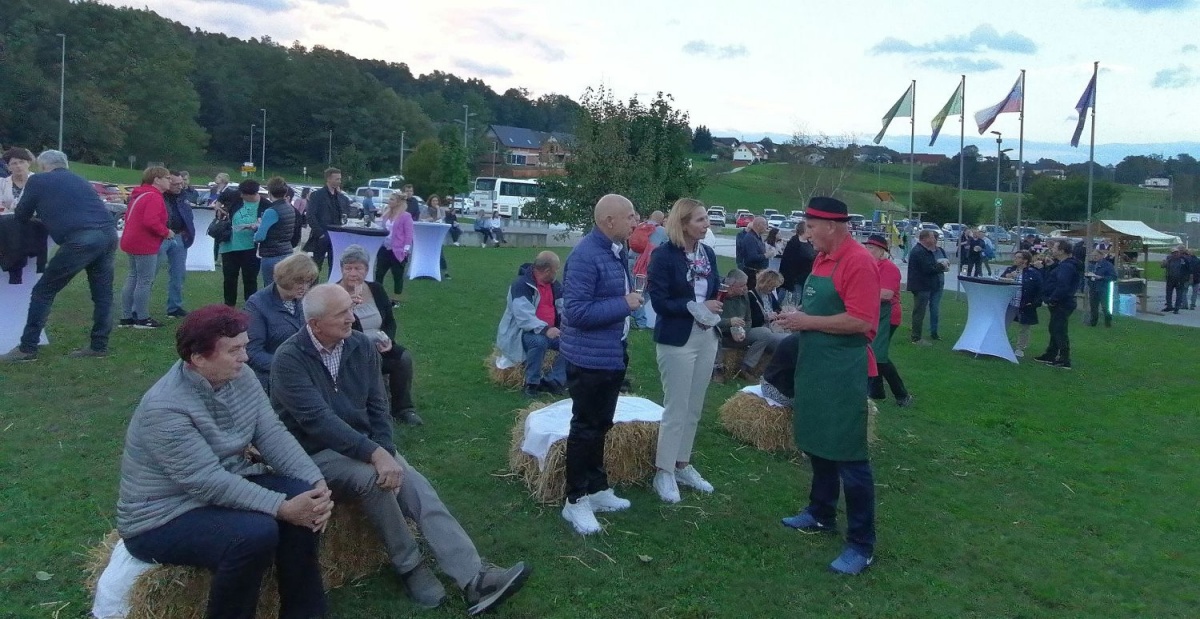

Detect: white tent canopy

[1067,220,1182,247]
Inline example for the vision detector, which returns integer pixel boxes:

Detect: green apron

[793,261,870,461]
[872,300,893,365]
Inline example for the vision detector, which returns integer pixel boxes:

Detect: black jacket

[779,236,816,291]
[906,243,947,292]
[647,241,721,347]
[0,215,48,283]
[306,187,351,236]
[736,229,768,272]
[1043,257,1082,308]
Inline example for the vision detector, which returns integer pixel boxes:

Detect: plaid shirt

[306,326,344,387]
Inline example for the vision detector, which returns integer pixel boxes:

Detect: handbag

[207,214,232,243]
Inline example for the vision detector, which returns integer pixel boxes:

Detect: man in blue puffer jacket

[1035,239,1082,369]
[559,194,644,536]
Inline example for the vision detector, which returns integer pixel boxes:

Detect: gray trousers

[721,326,787,369]
[121,252,159,320]
[311,449,482,588]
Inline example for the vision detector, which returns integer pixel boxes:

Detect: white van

[470,177,541,218]
[368,176,406,191]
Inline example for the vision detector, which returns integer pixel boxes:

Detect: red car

[735,213,754,228]
[90,181,123,204]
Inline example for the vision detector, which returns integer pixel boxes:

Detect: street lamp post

[57,34,66,151]
[400,131,406,172]
[327,129,333,165]
[249,124,255,170]
[260,108,267,178]
[455,104,477,149]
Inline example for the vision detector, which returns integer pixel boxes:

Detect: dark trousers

[380,346,415,415]
[123,475,326,619]
[375,246,407,295]
[448,226,462,243]
[964,258,982,277]
[221,248,259,307]
[869,326,908,400]
[1165,278,1188,310]
[1044,303,1074,362]
[20,227,117,353]
[805,454,876,557]
[909,288,943,341]
[310,233,333,275]
[1088,285,1113,326]
[564,359,626,502]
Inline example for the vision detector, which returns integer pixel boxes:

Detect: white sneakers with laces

[561,496,601,535]
[674,465,715,493]
[586,489,631,512]
[653,470,682,503]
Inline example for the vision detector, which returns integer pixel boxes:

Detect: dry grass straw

[508,400,658,504]
[84,502,388,619]
[486,349,558,390]
[719,392,881,454]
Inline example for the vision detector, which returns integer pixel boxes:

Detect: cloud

[215,0,291,11]
[1100,0,1195,11]
[1152,65,1199,88]
[1184,44,1199,53]
[460,16,567,62]
[682,40,749,60]
[870,24,1037,56]
[918,57,1003,72]
[452,58,513,78]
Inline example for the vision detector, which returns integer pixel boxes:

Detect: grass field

[2,247,1198,618]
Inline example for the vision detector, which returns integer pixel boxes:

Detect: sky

[105,0,1200,164]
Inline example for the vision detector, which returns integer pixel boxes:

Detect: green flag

[873,83,914,144]
[929,79,964,146]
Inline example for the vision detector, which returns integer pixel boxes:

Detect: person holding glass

[244,254,319,389]
[646,198,722,503]
[337,245,422,426]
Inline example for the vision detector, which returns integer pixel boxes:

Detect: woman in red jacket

[119,167,174,328]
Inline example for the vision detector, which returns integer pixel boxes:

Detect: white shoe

[481,243,487,248]
[653,470,681,503]
[561,497,601,535]
[587,489,631,513]
[675,465,714,493]
[1014,348,1024,358]
[453,242,461,247]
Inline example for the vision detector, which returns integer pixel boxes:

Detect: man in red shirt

[775,197,880,575]
[864,234,913,407]
[495,251,567,397]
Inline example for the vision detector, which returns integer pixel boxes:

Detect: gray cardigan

[116,361,323,538]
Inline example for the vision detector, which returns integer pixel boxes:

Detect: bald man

[558,194,643,535]
[495,251,567,397]
[737,216,770,290]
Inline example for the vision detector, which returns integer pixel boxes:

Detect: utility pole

[400,130,406,172]
[327,129,332,165]
[249,124,255,170]
[57,34,66,151]
[260,108,267,178]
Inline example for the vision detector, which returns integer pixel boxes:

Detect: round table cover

[952,276,1021,363]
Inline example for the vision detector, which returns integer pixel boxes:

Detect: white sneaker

[453,242,461,247]
[1014,348,1024,358]
[675,465,714,493]
[587,489,631,513]
[481,243,487,248]
[561,497,601,535]
[653,470,681,503]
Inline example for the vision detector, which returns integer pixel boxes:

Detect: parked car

[789,210,805,223]
[90,181,123,204]
[707,209,726,227]
[763,208,780,219]
[776,219,798,241]
[735,212,754,228]
[847,213,866,230]
[919,222,943,239]
[1010,226,1041,243]
[978,224,1011,243]
[942,223,967,239]
[767,214,787,228]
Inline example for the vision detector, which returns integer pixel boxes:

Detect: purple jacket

[385,212,414,262]
[560,227,632,370]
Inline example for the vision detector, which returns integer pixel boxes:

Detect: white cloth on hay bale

[520,396,663,470]
[92,538,154,619]
[739,384,785,408]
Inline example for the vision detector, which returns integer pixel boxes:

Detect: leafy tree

[692,125,713,153]
[402,139,442,197]
[526,87,704,227]
[914,185,982,225]
[1113,155,1164,185]
[436,132,470,198]
[1025,176,1123,221]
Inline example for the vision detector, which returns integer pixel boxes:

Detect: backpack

[629,222,656,254]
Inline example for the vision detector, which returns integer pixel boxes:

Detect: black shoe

[619,379,633,394]
[1033,353,1057,364]
[167,308,189,318]
[401,564,447,609]
[1162,306,1174,312]
[465,562,531,616]
[522,384,542,398]
[1174,310,1180,314]
[930,334,941,341]
[896,395,915,408]
[541,380,566,396]
[134,317,164,329]
[442,272,452,280]
[1050,360,1072,370]
[118,318,136,328]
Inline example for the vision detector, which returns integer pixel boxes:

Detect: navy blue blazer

[647,240,721,347]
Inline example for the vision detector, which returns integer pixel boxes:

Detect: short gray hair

[339,244,371,268]
[918,229,938,241]
[302,283,346,321]
[725,268,748,284]
[37,150,69,171]
[532,251,560,272]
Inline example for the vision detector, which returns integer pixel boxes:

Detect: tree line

[0,0,581,187]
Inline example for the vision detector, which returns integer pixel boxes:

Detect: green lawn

[2,248,1198,618]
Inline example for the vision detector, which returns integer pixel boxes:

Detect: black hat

[865,234,889,252]
[804,197,851,222]
[237,179,261,195]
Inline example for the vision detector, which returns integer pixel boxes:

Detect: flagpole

[1086,61,1098,324]
[1015,69,1026,232]
[957,74,965,228]
[908,79,916,221]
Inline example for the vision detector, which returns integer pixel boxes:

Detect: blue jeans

[805,454,876,557]
[123,474,326,619]
[157,235,188,313]
[259,253,287,288]
[20,227,117,353]
[521,331,567,387]
[121,252,159,320]
[909,287,944,341]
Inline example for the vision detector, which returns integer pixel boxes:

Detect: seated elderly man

[715,269,788,381]
[117,304,333,619]
[495,251,568,397]
[270,284,530,614]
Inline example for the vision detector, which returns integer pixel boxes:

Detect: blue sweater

[15,168,115,243]
[560,228,633,370]
[648,241,720,347]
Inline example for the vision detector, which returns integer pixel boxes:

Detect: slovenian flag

[873,82,914,144]
[1070,69,1097,147]
[930,79,964,146]
[974,73,1023,134]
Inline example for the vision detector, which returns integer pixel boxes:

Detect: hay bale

[508,401,658,504]
[486,349,558,390]
[85,502,389,619]
[719,392,881,453]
